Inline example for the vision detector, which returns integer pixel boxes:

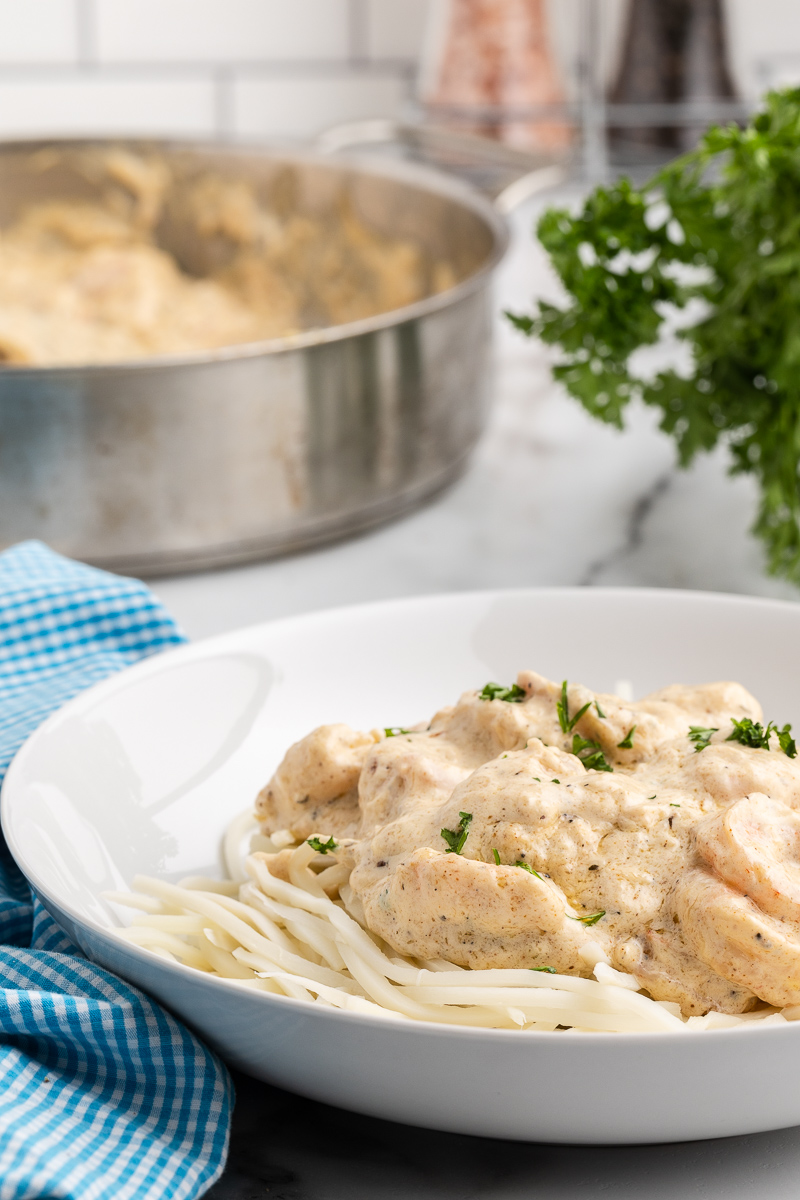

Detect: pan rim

[0,134,510,375]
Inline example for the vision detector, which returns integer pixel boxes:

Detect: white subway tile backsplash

[0,0,77,64]
[0,1,795,152]
[0,76,216,138]
[367,0,431,61]
[94,0,350,64]
[232,71,408,140]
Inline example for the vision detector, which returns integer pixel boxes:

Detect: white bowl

[4,587,800,1145]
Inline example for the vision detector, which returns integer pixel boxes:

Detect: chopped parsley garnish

[726,717,797,757]
[557,680,591,734]
[531,966,557,973]
[384,726,412,738]
[307,835,338,855]
[648,794,657,800]
[726,717,769,749]
[515,861,545,880]
[670,803,681,808]
[595,701,606,719]
[492,848,501,865]
[617,726,636,750]
[779,727,798,758]
[551,778,561,784]
[571,734,613,773]
[688,725,718,752]
[441,811,473,855]
[480,682,526,703]
[568,910,606,927]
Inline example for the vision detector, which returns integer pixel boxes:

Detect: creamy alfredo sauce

[256,672,800,1017]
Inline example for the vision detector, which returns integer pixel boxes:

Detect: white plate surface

[4,587,800,1145]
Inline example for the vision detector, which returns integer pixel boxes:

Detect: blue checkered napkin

[0,542,233,1200]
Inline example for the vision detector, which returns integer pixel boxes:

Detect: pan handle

[314,119,566,213]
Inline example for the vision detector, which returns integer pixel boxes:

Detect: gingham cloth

[0,542,233,1200]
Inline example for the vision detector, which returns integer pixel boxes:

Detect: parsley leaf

[307,835,338,855]
[507,87,800,584]
[384,726,412,738]
[689,725,718,752]
[557,680,591,733]
[531,966,557,973]
[571,733,613,772]
[441,812,473,855]
[515,861,545,879]
[617,725,636,750]
[778,725,798,758]
[492,848,501,865]
[480,682,526,703]
[579,748,613,772]
[567,910,606,926]
[595,701,606,719]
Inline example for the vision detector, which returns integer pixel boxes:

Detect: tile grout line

[348,0,370,65]
[214,67,235,140]
[0,61,416,81]
[75,0,97,68]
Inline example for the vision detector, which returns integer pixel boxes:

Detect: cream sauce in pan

[0,149,456,365]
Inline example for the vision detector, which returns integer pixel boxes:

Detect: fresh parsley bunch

[508,87,800,583]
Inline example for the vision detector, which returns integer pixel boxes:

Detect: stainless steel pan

[0,133,559,576]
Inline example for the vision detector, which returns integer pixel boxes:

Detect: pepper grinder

[609,0,737,159]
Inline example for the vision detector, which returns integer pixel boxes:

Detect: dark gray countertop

[208,1070,800,1200]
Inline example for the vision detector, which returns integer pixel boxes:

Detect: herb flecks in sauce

[307,835,338,855]
[568,910,606,927]
[480,682,526,703]
[515,861,545,880]
[571,734,613,773]
[441,812,473,855]
[689,725,718,752]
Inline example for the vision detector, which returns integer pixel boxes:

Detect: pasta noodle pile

[106,812,797,1034]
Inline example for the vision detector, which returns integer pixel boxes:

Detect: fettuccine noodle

[105,813,799,1034]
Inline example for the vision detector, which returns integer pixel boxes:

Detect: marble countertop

[153,191,800,1198]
